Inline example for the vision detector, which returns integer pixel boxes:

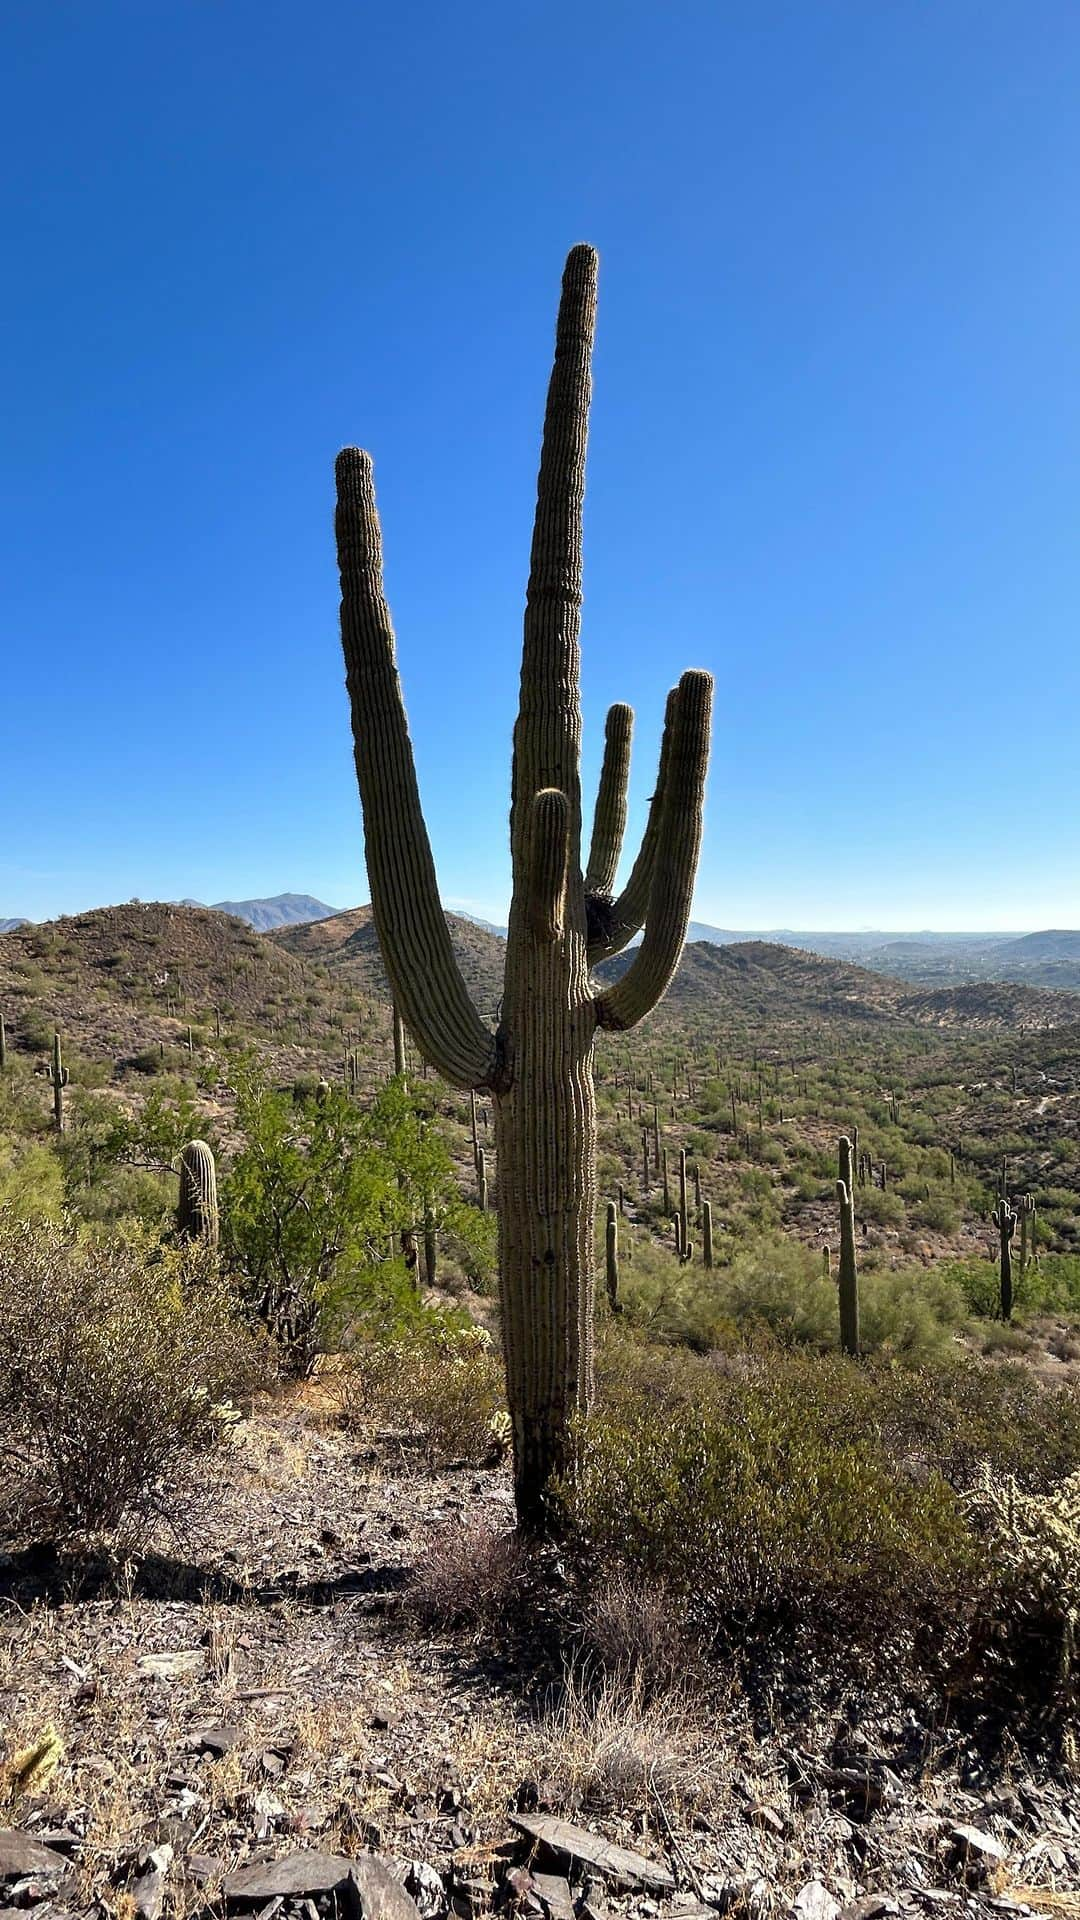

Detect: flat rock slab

[136,1650,205,1678]
[510,1816,675,1894]
[222,1851,422,1920]
[0,1828,71,1880]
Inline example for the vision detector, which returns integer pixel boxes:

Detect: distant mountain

[595,939,1080,1034]
[0,918,27,935]
[181,893,340,932]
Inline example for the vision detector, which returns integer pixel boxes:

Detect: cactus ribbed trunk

[335,245,712,1532]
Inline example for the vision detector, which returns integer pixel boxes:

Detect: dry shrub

[0,1217,265,1544]
[410,1515,529,1629]
[343,1321,507,1466]
[581,1569,691,1697]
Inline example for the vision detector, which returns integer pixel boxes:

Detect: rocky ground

[1,1394,1078,1920]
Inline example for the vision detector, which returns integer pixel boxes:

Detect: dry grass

[533,1660,714,1817]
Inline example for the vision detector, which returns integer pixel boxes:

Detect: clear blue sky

[4,1,1078,930]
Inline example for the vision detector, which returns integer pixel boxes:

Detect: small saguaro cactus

[1017,1191,1037,1279]
[993,1196,1017,1322]
[702,1198,714,1270]
[836,1135,860,1358]
[48,1030,69,1135]
[605,1200,621,1314]
[0,1012,6,1072]
[335,245,712,1529]
[476,1146,489,1213]
[176,1139,220,1249]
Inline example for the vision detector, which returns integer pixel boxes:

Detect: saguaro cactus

[993,1196,1017,1322]
[176,1139,219,1249]
[48,1030,69,1135]
[836,1135,860,1358]
[605,1200,621,1314]
[335,246,712,1528]
[1017,1191,1037,1280]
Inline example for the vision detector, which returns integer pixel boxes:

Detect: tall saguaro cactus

[335,246,712,1528]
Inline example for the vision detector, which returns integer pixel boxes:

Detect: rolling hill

[269,905,506,1021]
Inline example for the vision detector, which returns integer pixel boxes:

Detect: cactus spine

[48,1030,68,1134]
[836,1135,859,1358]
[176,1139,219,1248]
[335,246,712,1528]
[605,1200,621,1313]
[993,1195,1017,1321]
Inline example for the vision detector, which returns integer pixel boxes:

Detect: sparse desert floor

[2,1390,1079,1920]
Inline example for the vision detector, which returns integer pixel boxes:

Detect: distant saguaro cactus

[702,1198,714,1270]
[177,1139,220,1249]
[605,1200,621,1314]
[993,1196,1017,1322]
[48,1030,68,1135]
[335,246,712,1528]
[836,1135,860,1358]
[1017,1191,1037,1280]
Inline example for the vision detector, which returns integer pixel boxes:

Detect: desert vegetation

[1,253,1079,1919]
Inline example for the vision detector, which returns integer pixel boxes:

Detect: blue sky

[3,1,1079,930]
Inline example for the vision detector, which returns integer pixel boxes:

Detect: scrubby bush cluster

[0,1219,264,1543]
[559,1329,1080,1745]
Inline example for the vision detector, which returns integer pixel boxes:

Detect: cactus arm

[335,448,497,1089]
[588,686,678,965]
[508,243,597,897]
[527,789,570,941]
[584,702,633,895]
[594,669,713,1031]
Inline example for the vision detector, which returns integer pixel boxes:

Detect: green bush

[567,1338,974,1657]
[618,1231,964,1363]
[0,1220,265,1543]
[0,1138,64,1222]
[343,1321,507,1467]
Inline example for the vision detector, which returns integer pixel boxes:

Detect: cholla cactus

[335,247,712,1528]
[176,1140,219,1249]
[966,1466,1080,1768]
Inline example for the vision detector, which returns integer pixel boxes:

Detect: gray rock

[0,1828,70,1881]
[792,1883,841,1920]
[509,1816,674,1894]
[223,1853,423,1920]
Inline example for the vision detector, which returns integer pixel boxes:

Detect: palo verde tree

[334,245,713,1529]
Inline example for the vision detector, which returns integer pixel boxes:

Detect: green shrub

[0,1139,64,1222]
[343,1321,507,1467]
[567,1338,974,1658]
[0,1220,265,1543]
